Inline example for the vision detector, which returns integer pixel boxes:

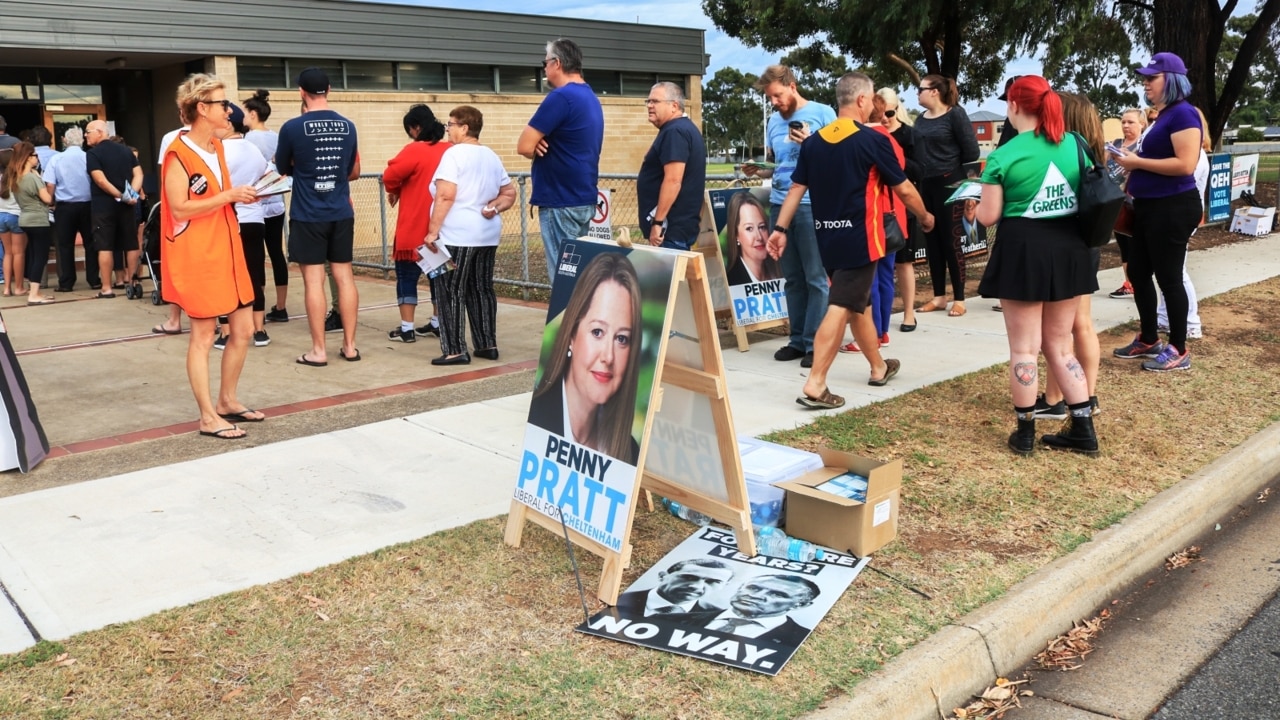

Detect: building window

[584,70,620,96]
[620,72,655,97]
[42,84,102,103]
[399,63,447,92]
[287,59,343,89]
[346,60,396,91]
[657,74,687,95]
[449,64,494,92]
[237,57,287,88]
[0,85,39,101]
[497,66,541,94]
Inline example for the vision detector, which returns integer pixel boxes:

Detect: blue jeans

[539,205,593,282]
[775,203,827,352]
[395,259,422,305]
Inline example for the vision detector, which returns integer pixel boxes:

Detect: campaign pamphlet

[252,170,293,197]
[415,243,453,278]
[577,525,869,676]
[814,472,869,503]
[946,180,983,205]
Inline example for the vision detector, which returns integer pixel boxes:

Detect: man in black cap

[275,67,362,366]
[996,75,1022,148]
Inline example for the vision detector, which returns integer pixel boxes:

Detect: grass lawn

[2,279,1278,719]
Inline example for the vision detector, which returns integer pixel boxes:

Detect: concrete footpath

[2,236,1280,715]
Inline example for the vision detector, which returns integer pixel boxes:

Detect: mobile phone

[1105,145,1127,156]
[788,121,804,130]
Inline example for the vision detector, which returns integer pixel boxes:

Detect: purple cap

[1137,52,1187,76]
[298,67,330,95]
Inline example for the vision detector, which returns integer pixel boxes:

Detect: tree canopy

[701,0,1280,144]
[702,67,764,159]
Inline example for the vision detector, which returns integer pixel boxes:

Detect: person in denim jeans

[517,38,603,283]
[743,65,836,367]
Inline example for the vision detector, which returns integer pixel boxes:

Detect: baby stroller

[141,202,166,305]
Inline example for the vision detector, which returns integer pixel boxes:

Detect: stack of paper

[253,171,293,197]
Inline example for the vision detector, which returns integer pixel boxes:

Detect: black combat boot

[1041,402,1099,456]
[1008,407,1036,456]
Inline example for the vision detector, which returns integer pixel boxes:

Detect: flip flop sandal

[199,426,245,440]
[796,387,845,410]
[296,354,328,367]
[151,325,182,335]
[868,358,901,386]
[340,348,361,362]
[219,409,265,423]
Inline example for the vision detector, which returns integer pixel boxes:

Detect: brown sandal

[796,387,845,410]
[918,298,948,313]
[948,302,967,317]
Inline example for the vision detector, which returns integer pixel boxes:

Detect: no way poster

[577,526,868,675]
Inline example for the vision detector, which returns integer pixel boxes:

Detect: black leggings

[921,173,966,300]
[239,222,267,312]
[21,225,52,285]
[1130,191,1200,353]
[264,213,287,287]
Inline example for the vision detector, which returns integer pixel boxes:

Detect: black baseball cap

[298,67,330,95]
[998,75,1023,102]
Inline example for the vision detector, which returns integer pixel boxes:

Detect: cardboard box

[1229,206,1275,236]
[776,447,902,557]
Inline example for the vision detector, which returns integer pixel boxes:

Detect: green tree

[702,67,765,160]
[778,44,851,108]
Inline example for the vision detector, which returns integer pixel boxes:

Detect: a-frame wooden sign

[505,239,756,605]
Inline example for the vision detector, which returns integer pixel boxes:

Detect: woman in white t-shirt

[423,105,516,365]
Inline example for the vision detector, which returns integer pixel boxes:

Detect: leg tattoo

[1014,361,1038,386]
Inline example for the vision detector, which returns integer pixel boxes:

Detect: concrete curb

[802,421,1280,720]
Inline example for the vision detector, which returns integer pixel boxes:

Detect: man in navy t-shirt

[518,38,604,282]
[637,82,706,250]
[275,67,361,366]
[767,72,934,408]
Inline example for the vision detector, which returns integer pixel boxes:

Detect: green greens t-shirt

[981,132,1087,219]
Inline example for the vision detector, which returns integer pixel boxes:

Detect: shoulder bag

[1071,131,1126,248]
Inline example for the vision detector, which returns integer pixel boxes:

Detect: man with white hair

[44,126,98,291]
[85,119,143,297]
[637,81,705,250]
[767,73,934,409]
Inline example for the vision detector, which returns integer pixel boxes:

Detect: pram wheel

[151,290,163,305]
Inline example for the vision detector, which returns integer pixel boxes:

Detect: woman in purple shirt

[1110,53,1202,373]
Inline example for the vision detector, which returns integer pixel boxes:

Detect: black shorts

[827,262,877,312]
[92,204,137,254]
[288,218,354,265]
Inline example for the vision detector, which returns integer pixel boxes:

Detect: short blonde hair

[1121,108,1147,128]
[876,87,911,125]
[176,73,225,126]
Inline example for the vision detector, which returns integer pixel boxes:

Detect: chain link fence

[348,172,764,298]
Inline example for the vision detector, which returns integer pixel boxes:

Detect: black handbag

[1071,131,1126,248]
[883,191,907,255]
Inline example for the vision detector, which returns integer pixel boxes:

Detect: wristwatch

[773,223,788,233]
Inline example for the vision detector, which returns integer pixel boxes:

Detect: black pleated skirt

[978,216,1099,302]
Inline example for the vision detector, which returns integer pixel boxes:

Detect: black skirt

[978,216,1099,302]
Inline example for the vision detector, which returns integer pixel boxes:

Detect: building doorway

[44,105,105,149]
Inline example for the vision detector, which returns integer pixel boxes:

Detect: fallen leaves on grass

[1034,610,1109,670]
[1166,546,1202,571]
[50,653,76,668]
[1258,487,1272,503]
[950,677,1032,719]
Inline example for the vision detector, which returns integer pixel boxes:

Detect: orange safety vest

[160,133,254,319]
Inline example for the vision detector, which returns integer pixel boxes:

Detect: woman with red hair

[975,76,1098,456]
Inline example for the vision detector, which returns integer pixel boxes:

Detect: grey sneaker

[1113,335,1165,360]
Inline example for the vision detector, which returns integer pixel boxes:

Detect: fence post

[377,176,390,279]
[518,175,530,301]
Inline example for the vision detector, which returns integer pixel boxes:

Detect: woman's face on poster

[567,279,634,408]
[736,202,769,264]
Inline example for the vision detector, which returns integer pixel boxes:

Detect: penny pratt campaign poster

[515,241,677,553]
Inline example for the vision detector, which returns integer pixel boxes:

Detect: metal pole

[518,175,530,301]
[377,175,389,279]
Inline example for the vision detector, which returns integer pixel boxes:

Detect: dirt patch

[908,528,1041,561]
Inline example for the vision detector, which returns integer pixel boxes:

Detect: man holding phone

[745,65,836,368]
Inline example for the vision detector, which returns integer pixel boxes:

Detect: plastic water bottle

[754,526,824,562]
[663,498,712,526]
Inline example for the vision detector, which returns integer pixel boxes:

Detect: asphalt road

[1152,586,1280,719]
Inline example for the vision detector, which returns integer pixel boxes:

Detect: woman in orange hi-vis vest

[161,74,262,440]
